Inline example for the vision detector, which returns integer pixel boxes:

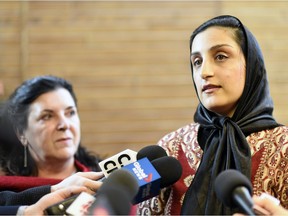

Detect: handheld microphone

[44,146,172,215]
[123,156,182,204]
[136,145,167,161]
[87,169,139,215]
[214,169,255,216]
[98,149,138,178]
[151,156,182,188]
[99,145,167,178]
[44,169,139,216]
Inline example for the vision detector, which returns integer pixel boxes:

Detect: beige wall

[0,1,287,157]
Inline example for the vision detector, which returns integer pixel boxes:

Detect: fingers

[59,186,87,198]
[51,172,104,193]
[42,186,86,204]
[74,171,104,181]
[70,172,104,194]
[253,196,278,213]
[25,186,86,216]
[252,194,287,216]
[81,178,103,195]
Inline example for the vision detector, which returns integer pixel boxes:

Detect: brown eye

[69,110,76,116]
[192,58,202,67]
[216,54,227,61]
[41,114,52,120]
[66,108,77,117]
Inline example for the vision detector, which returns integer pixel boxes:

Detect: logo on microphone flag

[122,157,161,204]
[144,173,153,182]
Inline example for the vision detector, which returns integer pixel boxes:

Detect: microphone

[214,169,255,215]
[151,156,182,188]
[99,145,167,178]
[44,169,139,216]
[136,145,167,161]
[98,149,138,178]
[123,156,182,204]
[87,169,139,215]
[44,146,173,215]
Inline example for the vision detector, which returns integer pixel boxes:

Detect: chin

[58,149,77,159]
[206,106,229,116]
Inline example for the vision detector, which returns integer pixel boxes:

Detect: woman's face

[23,88,80,164]
[191,26,246,117]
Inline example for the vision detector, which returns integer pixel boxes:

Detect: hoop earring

[24,145,27,168]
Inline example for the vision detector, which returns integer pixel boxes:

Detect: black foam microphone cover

[136,145,167,161]
[214,169,252,207]
[214,169,255,215]
[151,156,182,188]
[92,185,131,215]
[89,169,139,215]
[98,168,139,200]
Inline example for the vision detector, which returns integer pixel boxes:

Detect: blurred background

[1,1,288,158]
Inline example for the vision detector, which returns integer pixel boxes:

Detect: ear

[17,132,28,146]
[18,135,28,146]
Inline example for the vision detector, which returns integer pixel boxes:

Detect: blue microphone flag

[122,157,161,204]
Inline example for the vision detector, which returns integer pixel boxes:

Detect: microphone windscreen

[151,156,182,188]
[92,185,132,215]
[214,169,252,207]
[136,145,167,161]
[99,169,139,200]
[90,169,139,215]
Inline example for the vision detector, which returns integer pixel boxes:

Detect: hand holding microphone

[89,146,182,213]
[98,145,168,178]
[233,194,285,216]
[45,169,139,216]
[214,169,280,216]
[88,169,139,215]
[100,145,182,204]
[44,145,183,215]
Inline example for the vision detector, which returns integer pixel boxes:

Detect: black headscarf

[181,15,280,215]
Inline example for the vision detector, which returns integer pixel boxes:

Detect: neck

[37,158,76,179]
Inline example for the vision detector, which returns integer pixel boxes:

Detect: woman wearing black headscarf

[137,15,288,215]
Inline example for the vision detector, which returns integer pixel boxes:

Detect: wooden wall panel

[1,1,288,157]
[0,2,21,96]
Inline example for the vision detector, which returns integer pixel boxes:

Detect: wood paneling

[0,1,287,157]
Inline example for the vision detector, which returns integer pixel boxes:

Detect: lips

[56,137,72,142]
[202,84,220,92]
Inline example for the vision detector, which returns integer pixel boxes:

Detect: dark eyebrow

[41,109,53,113]
[41,106,76,113]
[66,106,75,110]
[191,44,233,57]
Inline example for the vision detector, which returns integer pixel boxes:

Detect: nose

[200,60,214,79]
[57,115,70,131]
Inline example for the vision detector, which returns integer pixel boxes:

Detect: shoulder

[248,125,288,143]
[158,123,200,144]
[248,125,288,155]
[157,123,201,158]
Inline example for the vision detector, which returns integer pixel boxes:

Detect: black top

[0,185,51,215]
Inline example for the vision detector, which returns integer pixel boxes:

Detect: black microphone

[44,146,171,215]
[128,155,183,204]
[136,145,167,161]
[90,157,182,214]
[151,156,182,188]
[99,145,167,178]
[44,169,139,216]
[214,169,255,216]
[88,169,139,215]
[92,155,181,209]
